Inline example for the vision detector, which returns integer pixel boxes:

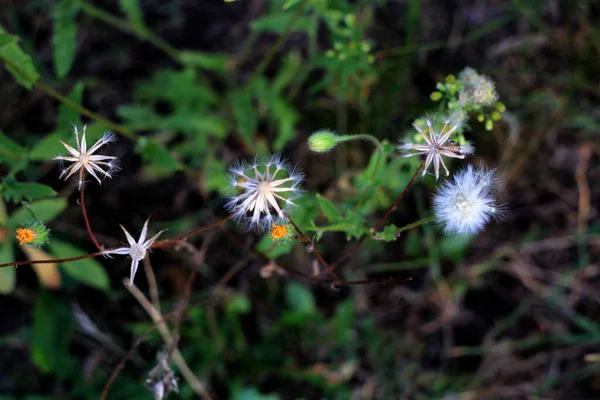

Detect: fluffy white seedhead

[225,154,304,231]
[432,165,503,236]
[102,218,165,286]
[399,116,473,180]
[53,125,119,190]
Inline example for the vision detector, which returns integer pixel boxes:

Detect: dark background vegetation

[1,0,600,399]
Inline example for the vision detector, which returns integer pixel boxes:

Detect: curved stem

[327,160,426,273]
[0,251,105,269]
[80,187,104,252]
[335,133,381,148]
[283,212,340,281]
[243,1,307,92]
[151,215,233,249]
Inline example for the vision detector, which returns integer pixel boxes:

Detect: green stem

[390,215,437,235]
[243,2,307,92]
[81,2,182,63]
[335,133,381,148]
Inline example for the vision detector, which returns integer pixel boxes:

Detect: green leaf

[119,0,145,29]
[179,50,229,72]
[8,198,67,228]
[229,90,258,142]
[0,131,26,165]
[316,194,341,222]
[135,137,182,174]
[251,11,315,34]
[0,26,40,89]
[0,243,16,294]
[1,178,57,203]
[285,282,316,314]
[52,0,80,78]
[31,292,74,374]
[373,224,401,242]
[50,239,110,290]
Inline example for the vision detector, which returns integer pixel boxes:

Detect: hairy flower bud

[16,221,50,247]
[308,130,338,153]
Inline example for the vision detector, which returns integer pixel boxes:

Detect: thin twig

[0,251,104,268]
[152,215,232,249]
[80,187,104,252]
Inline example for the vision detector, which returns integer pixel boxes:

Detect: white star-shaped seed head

[224,154,304,231]
[103,218,165,286]
[399,116,474,180]
[53,125,119,190]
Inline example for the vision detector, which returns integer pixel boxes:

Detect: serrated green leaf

[0,131,26,165]
[135,137,181,174]
[316,194,341,222]
[0,27,40,89]
[230,90,257,142]
[31,292,74,373]
[0,243,16,294]
[179,50,229,72]
[8,198,67,228]
[49,239,110,290]
[52,0,80,78]
[119,0,145,29]
[1,179,57,203]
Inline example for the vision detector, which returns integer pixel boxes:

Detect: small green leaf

[52,0,80,78]
[135,137,182,174]
[373,224,401,242]
[226,294,251,315]
[0,243,16,294]
[0,26,40,89]
[285,282,316,314]
[50,239,110,290]
[0,131,26,165]
[119,0,145,29]
[316,194,341,222]
[179,50,229,72]
[251,12,315,34]
[8,198,67,228]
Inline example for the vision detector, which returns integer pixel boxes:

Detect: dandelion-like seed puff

[432,165,503,236]
[102,218,165,286]
[399,116,474,180]
[53,125,119,190]
[225,154,304,231]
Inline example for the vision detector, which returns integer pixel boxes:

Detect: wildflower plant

[0,2,509,395]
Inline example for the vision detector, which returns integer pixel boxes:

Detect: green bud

[430,91,443,101]
[477,113,485,122]
[495,102,506,112]
[308,130,338,153]
[485,119,493,131]
[491,111,501,121]
[445,74,456,84]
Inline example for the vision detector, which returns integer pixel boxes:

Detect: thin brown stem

[152,215,232,249]
[126,282,212,400]
[100,310,179,400]
[284,212,340,281]
[143,257,161,312]
[80,187,104,252]
[326,160,426,273]
[0,251,104,268]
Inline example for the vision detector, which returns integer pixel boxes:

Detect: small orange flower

[16,228,37,245]
[270,224,288,240]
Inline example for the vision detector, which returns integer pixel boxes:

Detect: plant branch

[152,215,233,249]
[80,187,104,252]
[0,251,104,269]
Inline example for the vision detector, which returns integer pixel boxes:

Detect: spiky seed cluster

[399,116,474,180]
[102,218,165,286]
[53,125,119,190]
[432,165,502,236]
[225,154,304,231]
